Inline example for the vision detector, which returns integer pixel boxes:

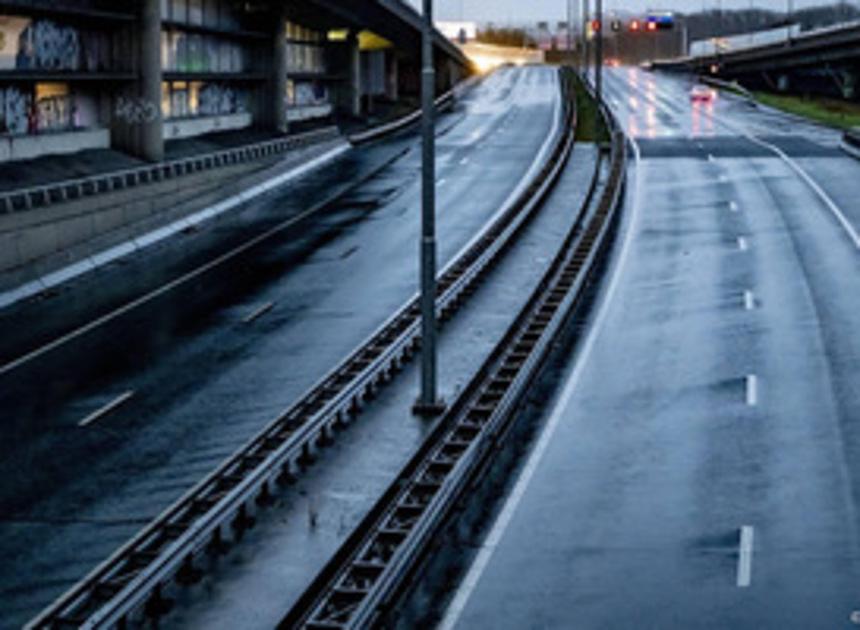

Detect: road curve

[0,66,561,629]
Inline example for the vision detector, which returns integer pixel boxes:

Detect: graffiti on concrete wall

[17,19,79,71]
[0,16,110,72]
[198,83,237,116]
[3,86,30,134]
[115,96,160,125]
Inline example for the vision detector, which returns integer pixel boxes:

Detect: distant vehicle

[605,57,621,67]
[690,84,715,102]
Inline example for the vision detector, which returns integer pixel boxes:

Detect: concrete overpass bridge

[685,20,860,99]
[0,0,471,164]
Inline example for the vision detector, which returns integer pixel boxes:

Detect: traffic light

[591,19,601,33]
[629,19,641,32]
[611,20,622,32]
[648,12,675,30]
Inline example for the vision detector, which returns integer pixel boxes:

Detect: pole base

[412,398,447,418]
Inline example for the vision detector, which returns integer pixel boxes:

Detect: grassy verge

[753,91,860,130]
[571,74,610,143]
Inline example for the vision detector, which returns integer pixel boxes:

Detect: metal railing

[0,127,340,216]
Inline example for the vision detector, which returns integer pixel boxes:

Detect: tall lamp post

[415,0,444,416]
[582,0,589,77]
[595,0,603,102]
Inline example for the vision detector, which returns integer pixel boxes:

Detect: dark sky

[408,0,850,23]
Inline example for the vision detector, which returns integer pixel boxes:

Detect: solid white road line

[746,374,759,407]
[243,301,275,324]
[78,391,135,428]
[733,133,860,251]
[737,236,748,251]
[438,129,645,630]
[737,525,755,588]
[744,290,755,311]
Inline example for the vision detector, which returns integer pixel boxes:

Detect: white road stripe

[744,290,755,311]
[460,157,469,165]
[737,525,755,587]
[438,178,447,186]
[732,130,860,250]
[78,391,135,428]
[729,201,739,212]
[243,301,274,324]
[746,374,759,407]
[737,236,748,251]
[438,128,646,630]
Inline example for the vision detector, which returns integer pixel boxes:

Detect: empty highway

[440,68,860,629]
[0,66,564,628]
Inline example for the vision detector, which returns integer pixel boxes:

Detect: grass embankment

[753,91,860,130]
[571,75,610,143]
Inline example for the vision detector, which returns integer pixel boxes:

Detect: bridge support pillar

[113,0,164,162]
[270,6,288,133]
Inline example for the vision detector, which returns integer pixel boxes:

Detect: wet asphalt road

[0,66,561,628]
[443,68,860,630]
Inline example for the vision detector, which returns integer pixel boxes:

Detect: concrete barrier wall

[0,136,343,291]
[163,113,253,141]
[0,129,110,163]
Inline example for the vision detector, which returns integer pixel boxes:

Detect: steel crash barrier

[0,127,341,215]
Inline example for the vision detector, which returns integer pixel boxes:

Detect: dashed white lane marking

[746,374,759,407]
[438,125,646,630]
[78,391,135,428]
[737,236,748,251]
[438,178,447,186]
[737,525,755,588]
[729,201,739,212]
[243,301,275,324]
[744,290,755,311]
[460,157,470,165]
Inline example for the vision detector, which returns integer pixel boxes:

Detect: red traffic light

[591,19,601,33]
[647,20,658,32]
[630,19,641,31]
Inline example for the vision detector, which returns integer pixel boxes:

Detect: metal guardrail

[27,68,576,630]
[0,127,340,216]
[283,71,626,630]
[347,87,462,146]
[841,128,860,160]
[699,76,756,102]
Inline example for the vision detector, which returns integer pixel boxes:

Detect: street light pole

[582,0,589,78]
[415,0,444,416]
[567,0,573,65]
[595,0,603,102]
